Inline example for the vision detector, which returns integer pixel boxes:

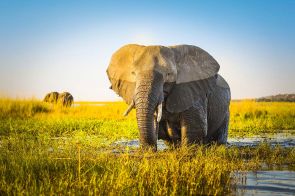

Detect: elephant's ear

[106,44,144,104]
[166,45,220,113]
[170,45,220,83]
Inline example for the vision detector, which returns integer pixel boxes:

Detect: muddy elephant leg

[180,103,207,145]
[211,111,229,144]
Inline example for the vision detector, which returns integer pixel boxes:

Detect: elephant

[43,91,74,107]
[107,44,230,150]
[43,92,59,104]
[57,92,74,107]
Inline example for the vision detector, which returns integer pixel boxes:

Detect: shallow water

[113,139,167,151]
[228,132,295,148]
[234,171,295,196]
[114,131,295,150]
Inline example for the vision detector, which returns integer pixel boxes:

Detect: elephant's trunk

[135,71,164,150]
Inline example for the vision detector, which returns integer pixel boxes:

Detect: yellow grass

[0,98,294,195]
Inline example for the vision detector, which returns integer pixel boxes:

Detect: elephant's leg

[180,103,207,145]
[157,120,168,140]
[158,120,181,147]
[165,121,181,146]
[210,111,229,144]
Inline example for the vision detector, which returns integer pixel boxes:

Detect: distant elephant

[57,92,74,107]
[43,91,59,103]
[107,44,231,150]
[43,91,74,107]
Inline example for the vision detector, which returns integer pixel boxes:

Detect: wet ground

[114,132,295,196]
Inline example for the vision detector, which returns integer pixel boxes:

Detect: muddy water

[114,132,295,195]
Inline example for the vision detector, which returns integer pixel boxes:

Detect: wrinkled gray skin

[158,77,230,147]
[43,92,74,107]
[135,72,230,150]
[108,45,231,150]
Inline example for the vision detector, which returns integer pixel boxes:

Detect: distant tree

[256,94,295,102]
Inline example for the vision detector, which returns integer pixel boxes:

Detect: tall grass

[230,100,295,136]
[0,98,51,119]
[1,98,294,135]
[0,98,294,195]
[1,139,294,195]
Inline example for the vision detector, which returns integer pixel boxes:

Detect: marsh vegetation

[0,99,294,195]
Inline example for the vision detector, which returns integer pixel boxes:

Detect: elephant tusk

[123,100,135,116]
[157,102,162,122]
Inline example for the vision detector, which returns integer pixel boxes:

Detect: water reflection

[235,171,295,196]
[228,132,295,148]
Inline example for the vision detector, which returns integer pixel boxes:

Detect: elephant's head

[107,44,220,150]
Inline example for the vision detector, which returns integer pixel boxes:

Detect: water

[228,132,295,148]
[235,171,295,196]
[112,139,167,151]
[113,132,295,150]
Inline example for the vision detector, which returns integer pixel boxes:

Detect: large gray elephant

[107,44,230,150]
[43,91,74,107]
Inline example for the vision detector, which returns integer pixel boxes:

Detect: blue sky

[0,0,294,101]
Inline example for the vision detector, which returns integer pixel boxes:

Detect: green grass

[229,100,295,136]
[0,98,294,195]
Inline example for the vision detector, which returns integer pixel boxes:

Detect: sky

[0,0,294,101]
